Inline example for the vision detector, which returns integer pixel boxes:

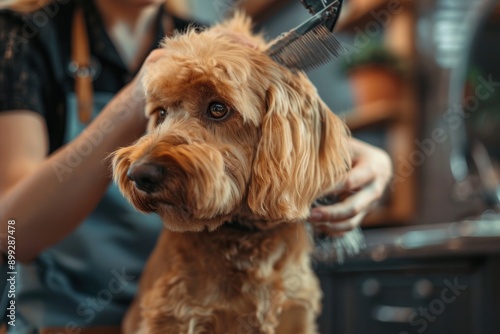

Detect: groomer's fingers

[314,213,366,236]
[328,160,377,194]
[327,138,392,196]
[310,182,381,222]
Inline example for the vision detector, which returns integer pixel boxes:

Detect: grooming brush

[266,0,345,72]
[310,195,366,264]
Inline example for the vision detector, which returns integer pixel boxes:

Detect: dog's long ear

[247,75,351,221]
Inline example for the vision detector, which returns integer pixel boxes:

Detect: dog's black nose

[127,163,164,193]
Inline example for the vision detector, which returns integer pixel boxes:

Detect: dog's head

[112,14,351,232]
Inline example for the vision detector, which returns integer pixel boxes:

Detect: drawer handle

[371,305,415,323]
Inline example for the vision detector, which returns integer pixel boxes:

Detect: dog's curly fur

[112,14,351,334]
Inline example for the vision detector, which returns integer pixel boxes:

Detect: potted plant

[340,44,408,109]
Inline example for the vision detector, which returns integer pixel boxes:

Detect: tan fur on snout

[112,13,351,334]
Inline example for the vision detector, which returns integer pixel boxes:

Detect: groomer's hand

[309,138,393,236]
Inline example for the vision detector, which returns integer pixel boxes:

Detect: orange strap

[72,6,93,124]
[71,5,176,124]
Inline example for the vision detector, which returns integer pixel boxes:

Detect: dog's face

[112,15,351,232]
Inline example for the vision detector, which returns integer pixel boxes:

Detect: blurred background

[179,0,500,333]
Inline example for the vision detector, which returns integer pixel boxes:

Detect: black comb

[266,0,345,72]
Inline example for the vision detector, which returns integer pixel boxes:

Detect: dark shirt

[0,0,194,153]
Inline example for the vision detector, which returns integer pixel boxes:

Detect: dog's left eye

[156,108,167,126]
[207,102,230,120]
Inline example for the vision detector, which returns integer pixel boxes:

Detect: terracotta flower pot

[348,66,403,109]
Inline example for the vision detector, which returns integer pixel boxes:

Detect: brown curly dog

[112,14,351,334]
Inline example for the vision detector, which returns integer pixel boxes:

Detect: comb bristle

[267,24,345,72]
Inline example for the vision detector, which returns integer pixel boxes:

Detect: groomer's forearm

[0,82,146,262]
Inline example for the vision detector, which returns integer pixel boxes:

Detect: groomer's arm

[0,77,150,262]
[1,46,173,261]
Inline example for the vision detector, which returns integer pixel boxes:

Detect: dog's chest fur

[128,223,321,334]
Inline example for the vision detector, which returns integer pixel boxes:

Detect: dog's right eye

[207,102,231,120]
[155,108,167,126]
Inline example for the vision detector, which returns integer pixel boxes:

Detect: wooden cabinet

[315,220,500,333]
